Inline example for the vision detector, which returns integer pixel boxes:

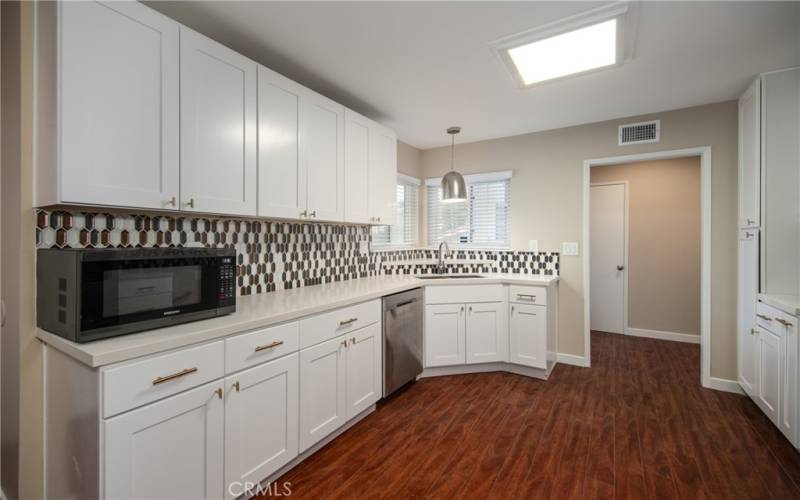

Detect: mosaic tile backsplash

[35,210,559,296]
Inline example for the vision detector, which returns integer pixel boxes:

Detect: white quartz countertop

[36,273,558,368]
[759,293,800,316]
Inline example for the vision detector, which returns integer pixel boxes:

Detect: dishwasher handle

[391,298,418,313]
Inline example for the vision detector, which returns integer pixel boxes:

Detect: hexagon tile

[34,209,559,297]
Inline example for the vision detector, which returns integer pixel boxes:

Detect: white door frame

[583,146,712,389]
[590,181,629,336]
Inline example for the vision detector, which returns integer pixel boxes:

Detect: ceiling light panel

[508,19,617,85]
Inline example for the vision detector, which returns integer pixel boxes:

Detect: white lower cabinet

[780,316,797,443]
[465,302,507,364]
[509,303,547,369]
[224,353,299,500]
[104,380,225,500]
[299,334,348,452]
[345,323,383,419]
[425,303,466,367]
[757,327,781,424]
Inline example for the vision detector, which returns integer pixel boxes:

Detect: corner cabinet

[36,1,180,210]
[180,28,257,216]
[34,1,397,223]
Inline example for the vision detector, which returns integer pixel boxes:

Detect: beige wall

[419,101,738,379]
[591,158,701,336]
[397,140,422,179]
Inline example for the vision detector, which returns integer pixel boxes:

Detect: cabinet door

[299,334,347,452]
[738,78,761,228]
[224,353,298,500]
[369,123,398,225]
[780,316,797,444]
[465,302,508,364]
[344,110,372,224]
[345,323,382,419]
[59,1,179,210]
[104,381,224,499]
[509,303,547,369]
[737,230,759,396]
[757,328,781,424]
[180,28,257,216]
[303,92,344,222]
[425,304,465,367]
[257,65,306,220]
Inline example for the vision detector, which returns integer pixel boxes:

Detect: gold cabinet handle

[166,196,177,207]
[341,339,349,348]
[152,367,197,386]
[185,198,195,209]
[233,381,240,392]
[214,387,223,399]
[309,210,317,218]
[776,318,792,327]
[756,314,772,321]
[254,340,284,352]
[517,294,537,300]
[511,305,515,313]
[300,210,308,218]
[751,328,757,336]
[339,317,358,326]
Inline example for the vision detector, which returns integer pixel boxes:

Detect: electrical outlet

[562,242,579,256]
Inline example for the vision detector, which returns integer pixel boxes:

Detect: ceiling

[147,1,800,149]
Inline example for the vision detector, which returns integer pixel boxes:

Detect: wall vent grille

[618,120,660,145]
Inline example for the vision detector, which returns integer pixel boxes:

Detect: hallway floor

[263,331,800,499]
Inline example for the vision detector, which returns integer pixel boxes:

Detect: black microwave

[37,247,236,343]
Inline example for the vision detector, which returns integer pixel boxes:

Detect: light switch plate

[562,242,579,256]
[528,240,539,252]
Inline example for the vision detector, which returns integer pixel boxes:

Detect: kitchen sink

[415,274,484,280]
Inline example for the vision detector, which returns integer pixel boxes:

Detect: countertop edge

[36,275,559,368]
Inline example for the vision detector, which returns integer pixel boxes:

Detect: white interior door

[590,183,627,334]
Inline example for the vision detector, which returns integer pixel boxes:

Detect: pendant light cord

[450,134,455,172]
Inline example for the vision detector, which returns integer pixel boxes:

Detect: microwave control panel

[219,258,236,302]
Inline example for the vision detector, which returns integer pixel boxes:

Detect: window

[426,171,511,248]
[371,174,419,247]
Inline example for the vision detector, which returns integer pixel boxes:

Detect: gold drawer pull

[152,367,197,386]
[776,318,792,327]
[517,294,537,300]
[756,314,772,321]
[254,340,284,352]
[339,318,358,326]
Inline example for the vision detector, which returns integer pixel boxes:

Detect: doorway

[590,182,628,335]
[583,147,713,389]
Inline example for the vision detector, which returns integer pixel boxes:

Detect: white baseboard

[556,352,590,367]
[625,327,701,344]
[705,376,744,394]
[421,362,549,380]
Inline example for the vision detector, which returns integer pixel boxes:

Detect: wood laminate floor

[262,332,800,499]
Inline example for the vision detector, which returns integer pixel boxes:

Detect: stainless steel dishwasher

[382,288,423,397]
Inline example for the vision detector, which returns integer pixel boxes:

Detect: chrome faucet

[437,241,451,274]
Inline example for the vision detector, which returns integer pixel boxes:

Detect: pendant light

[441,126,467,203]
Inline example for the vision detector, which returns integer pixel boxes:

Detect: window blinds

[371,180,419,246]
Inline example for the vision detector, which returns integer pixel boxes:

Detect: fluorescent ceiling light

[507,19,618,85]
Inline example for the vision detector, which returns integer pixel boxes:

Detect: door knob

[616,265,625,271]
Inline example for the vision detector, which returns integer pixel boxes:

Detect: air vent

[618,120,660,145]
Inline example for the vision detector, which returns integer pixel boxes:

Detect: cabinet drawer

[299,300,380,350]
[509,285,547,305]
[425,285,506,305]
[757,302,785,334]
[102,341,224,418]
[225,321,299,373]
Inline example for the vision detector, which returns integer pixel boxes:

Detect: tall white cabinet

[737,67,800,448]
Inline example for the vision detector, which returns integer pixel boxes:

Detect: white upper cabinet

[369,123,398,225]
[180,28,257,216]
[344,110,372,224]
[53,1,179,210]
[304,92,345,222]
[738,79,761,229]
[257,65,306,220]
